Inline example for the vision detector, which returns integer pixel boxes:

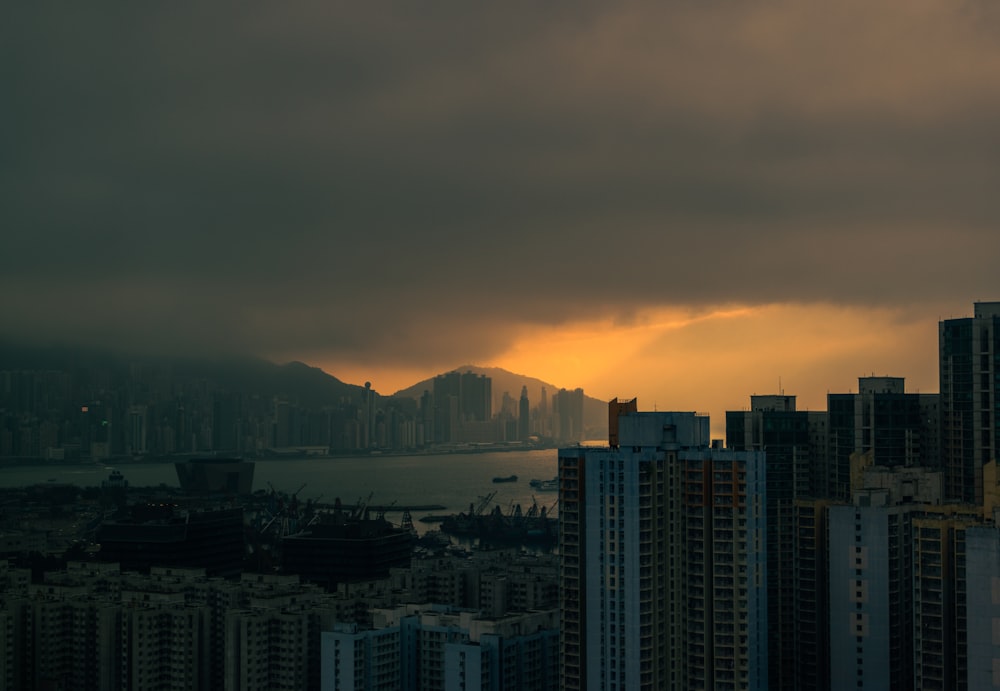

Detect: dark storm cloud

[3,1,999,366]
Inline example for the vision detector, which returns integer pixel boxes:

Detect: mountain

[391,365,608,439]
[0,341,367,407]
[0,341,607,437]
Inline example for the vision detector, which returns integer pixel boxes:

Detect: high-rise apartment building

[827,377,939,501]
[727,394,812,689]
[321,606,558,691]
[912,510,980,690]
[559,401,767,690]
[792,498,832,691]
[966,519,1000,690]
[940,301,1000,504]
[827,463,945,691]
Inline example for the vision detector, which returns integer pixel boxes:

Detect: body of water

[0,450,561,532]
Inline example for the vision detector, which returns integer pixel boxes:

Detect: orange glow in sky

[324,302,943,438]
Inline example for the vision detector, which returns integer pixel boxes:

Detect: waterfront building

[559,400,767,690]
[553,388,585,444]
[431,371,495,443]
[940,301,1000,504]
[520,386,531,441]
[462,372,493,423]
[126,404,148,456]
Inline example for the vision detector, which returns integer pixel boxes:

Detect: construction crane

[472,491,497,517]
[353,491,374,520]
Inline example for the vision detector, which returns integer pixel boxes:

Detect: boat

[418,514,451,524]
[529,477,559,491]
[492,475,518,483]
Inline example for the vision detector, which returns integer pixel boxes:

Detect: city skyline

[5,3,1000,440]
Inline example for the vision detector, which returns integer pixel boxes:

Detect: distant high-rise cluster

[0,363,590,460]
[426,371,585,446]
[560,300,1000,690]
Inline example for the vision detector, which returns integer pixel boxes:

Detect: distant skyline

[4,4,998,434]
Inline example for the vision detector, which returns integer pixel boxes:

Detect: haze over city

[5,2,1000,427]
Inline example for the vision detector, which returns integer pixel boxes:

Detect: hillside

[0,341,367,408]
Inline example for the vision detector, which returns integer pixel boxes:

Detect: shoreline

[0,443,560,469]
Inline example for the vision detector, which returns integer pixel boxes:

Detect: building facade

[559,402,767,690]
[726,393,812,690]
[940,301,1000,504]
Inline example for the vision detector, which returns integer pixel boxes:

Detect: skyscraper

[519,385,531,441]
[940,301,1000,504]
[559,400,767,690]
[554,388,585,444]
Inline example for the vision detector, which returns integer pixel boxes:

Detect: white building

[559,400,768,691]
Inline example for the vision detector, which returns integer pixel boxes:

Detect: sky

[3,2,999,428]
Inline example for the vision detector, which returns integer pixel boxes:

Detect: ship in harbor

[529,477,558,492]
[492,474,518,483]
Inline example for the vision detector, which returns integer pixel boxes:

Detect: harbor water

[0,449,560,534]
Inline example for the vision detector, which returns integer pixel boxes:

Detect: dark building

[554,387,584,444]
[461,371,492,423]
[940,301,1000,504]
[827,377,938,501]
[433,372,462,443]
[212,392,242,452]
[792,499,832,691]
[727,394,812,690]
[432,371,494,443]
[281,513,413,589]
[518,385,530,441]
[96,505,245,577]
